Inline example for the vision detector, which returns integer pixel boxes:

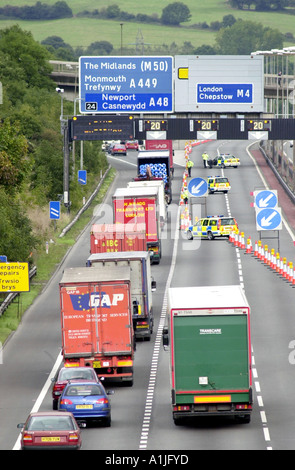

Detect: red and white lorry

[90,223,146,254]
[87,251,156,341]
[112,187,162,264]
[59,265,134,385]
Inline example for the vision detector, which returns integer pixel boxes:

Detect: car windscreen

[66,384,104,396]
[28,416,75,431]
[220,218,235,225]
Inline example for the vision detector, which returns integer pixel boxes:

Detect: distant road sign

[254,190,278,209]
[49,201,60,220]
[79,56,173,114]
[256,207,282,231]
[188,177,208,197]
[78,170,87,185]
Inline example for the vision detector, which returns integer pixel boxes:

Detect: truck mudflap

[172,389,253,424]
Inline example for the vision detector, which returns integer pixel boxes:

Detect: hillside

[0,0,294,51]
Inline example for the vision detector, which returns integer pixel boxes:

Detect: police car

[213,154,240,168]
[208,176,231,193]
[186,215,238,240]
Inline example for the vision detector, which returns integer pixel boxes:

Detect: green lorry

[163,285,252,425]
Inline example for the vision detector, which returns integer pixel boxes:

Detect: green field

[0,0,294,50]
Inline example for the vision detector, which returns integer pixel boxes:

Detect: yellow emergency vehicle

[208,176,231,194]
[213,154,240,168]
[187,215,238,240]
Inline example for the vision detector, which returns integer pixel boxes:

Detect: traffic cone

[240,232,245,250]
[234,231,239,247]
[276,253,280,273]
[288,262,293,282]
[258,240,262,259]
[270,249,275,269]
[245,236,252,253]
[292,267,295,285]
[282,257,287,278]
[254,241,259,257]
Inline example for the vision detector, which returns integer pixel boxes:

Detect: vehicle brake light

[60,399,73,405]
[95,398,109,405]
[69,433,79,441]
[23,433,33,442]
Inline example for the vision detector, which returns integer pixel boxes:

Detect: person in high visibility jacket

[183,188,189,204]
[202,152,209,168]
[187,159,194,177]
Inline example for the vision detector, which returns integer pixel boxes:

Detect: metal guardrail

[0,165,112,316]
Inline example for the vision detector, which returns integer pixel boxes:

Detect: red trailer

[59,266,134,385]
[90,223,146,254]
[112,187,161,264]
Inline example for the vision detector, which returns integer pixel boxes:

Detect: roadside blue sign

[79,56,173,114]
[197,84,253,104]
[256,207,282,231]
[0,256,7,262]
[188,177,208,197]
[78,170,87,185]
[254,190,278,209]
[49,201,60,220]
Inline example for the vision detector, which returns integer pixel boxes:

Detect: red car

[125,140,139,150]
[111,143,127,156]
[52,366,100,410]
[17,411,82,450]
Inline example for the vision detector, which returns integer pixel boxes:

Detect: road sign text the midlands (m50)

[79,56,173,114]
[0,262,29,292]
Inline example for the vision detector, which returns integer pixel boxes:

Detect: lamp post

[56,87,70,213]
[120,23,123,55]
[73,98,85,171]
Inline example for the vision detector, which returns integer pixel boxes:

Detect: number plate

[93,361,101,368]
[76,404,93,409]
[41,437,60,442]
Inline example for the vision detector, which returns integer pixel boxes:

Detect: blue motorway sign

[196,84,253,104]
[49,201,60,220]
[256,207,282,231]
[188,177,208,197]
[254,190,278,209]
[79,56,173,114]
[78,170,87,185]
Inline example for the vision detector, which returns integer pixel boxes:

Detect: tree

[161,2,191,26]
[215,19,283,54]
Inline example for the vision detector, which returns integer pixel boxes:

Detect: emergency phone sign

[79,56,173,114]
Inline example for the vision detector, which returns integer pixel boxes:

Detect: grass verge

[0,167,116,345]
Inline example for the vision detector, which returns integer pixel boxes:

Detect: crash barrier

[229,229,295,287]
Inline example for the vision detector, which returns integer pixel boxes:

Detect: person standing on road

[202,152,209,168]
[187,159,194,177]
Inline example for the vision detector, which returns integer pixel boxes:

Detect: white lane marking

[13,352,63,450]
[139,204,181,450]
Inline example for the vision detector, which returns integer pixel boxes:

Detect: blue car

[58,380,113,427]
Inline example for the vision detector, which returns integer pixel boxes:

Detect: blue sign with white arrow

[188,177,208,197]
[78,170,87,185]
[254,190,278,209]
[49,201,60,220]
[256,207,282,231]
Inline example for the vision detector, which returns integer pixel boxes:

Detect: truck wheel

[207,231,214,240]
